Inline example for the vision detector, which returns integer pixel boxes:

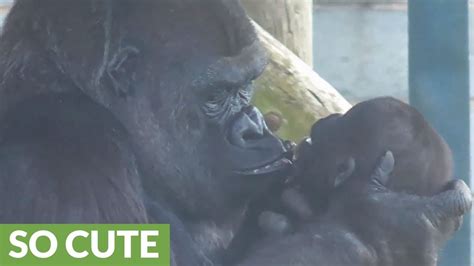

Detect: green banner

[0,224,170,266]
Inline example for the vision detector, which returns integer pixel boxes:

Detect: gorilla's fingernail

[334,157,355,188]
[380,151,395,172]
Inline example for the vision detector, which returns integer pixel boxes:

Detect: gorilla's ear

[333,157,355,188]
[105,46,140,98]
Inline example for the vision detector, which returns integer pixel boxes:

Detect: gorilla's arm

[146,200,210,266]
[0,92,148,223]
[238,224,375,266]
[237,154,472,266]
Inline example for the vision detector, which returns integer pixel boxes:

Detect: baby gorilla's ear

[333,157,355,188]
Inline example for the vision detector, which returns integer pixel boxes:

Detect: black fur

[0,1,288,265]
[298,97,453,211]
[237,98,457,266]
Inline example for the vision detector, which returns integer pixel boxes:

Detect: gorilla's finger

[264,112,283,133]
[334,157,355,188]
[370,151,395,187]
[453,216,463,232]
[281,188,313,220]
[258,211,292,235]
[427,179,472,220]
[442,178,470,193]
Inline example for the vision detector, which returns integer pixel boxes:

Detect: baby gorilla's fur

[237,97,455,266]
[296,97,453,212]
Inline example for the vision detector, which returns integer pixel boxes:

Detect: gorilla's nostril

[245,106,267,131]
[242,129,263,141]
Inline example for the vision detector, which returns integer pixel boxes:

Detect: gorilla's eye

[203,83,254,122]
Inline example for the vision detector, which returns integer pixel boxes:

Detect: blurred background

[0,0,471,265]
[313,0,408,103]
[315,3,473,266]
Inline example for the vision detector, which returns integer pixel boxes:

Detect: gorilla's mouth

[236,156,293,176]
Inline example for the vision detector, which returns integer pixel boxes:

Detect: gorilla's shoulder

[0,92,148,223]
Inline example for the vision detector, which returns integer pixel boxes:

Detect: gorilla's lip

[235,156,293,176]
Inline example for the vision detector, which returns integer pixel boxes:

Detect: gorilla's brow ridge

[192,41,268,92]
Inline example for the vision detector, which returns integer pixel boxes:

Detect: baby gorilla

[237,97,457,266]
[296,96,453,213]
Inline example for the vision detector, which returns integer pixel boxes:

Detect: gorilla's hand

[366,152,472,247]
[254,151,472,266]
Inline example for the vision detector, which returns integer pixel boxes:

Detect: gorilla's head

[0,0,291,219]
[296,97,453,209]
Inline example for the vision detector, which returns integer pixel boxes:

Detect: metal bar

[409,0,471,265]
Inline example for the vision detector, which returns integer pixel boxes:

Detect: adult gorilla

[0,0,469,265]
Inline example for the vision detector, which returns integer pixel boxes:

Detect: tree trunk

[252,22,351,142]
[241,0,314,67]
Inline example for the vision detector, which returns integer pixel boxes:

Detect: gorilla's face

[104,1,291,217]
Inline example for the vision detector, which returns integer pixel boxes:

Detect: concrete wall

[313,7,408,103]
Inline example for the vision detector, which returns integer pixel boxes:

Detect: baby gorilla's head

[295,97,453,210]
